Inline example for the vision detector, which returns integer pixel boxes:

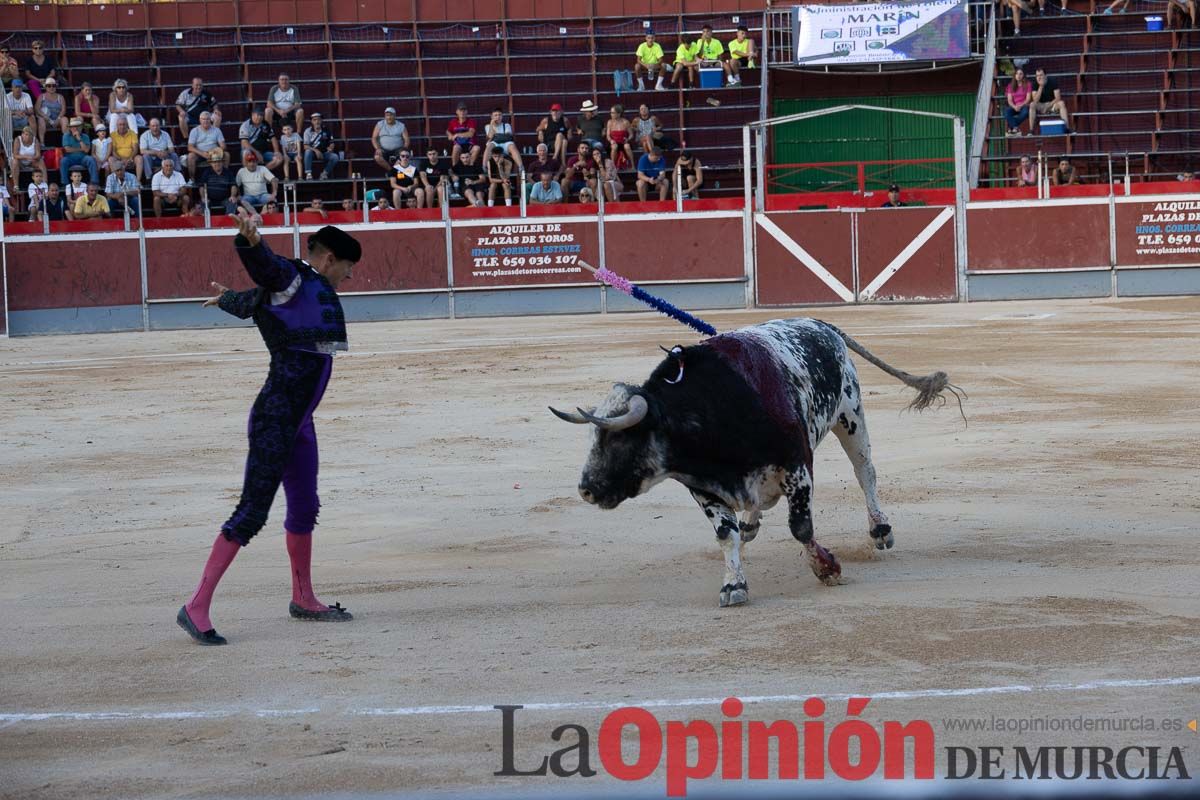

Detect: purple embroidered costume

[217,235,347,545]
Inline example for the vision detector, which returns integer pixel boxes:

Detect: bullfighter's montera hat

[308,226,362,263]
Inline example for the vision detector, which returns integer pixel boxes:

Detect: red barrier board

[6,237,143,311]
[856,208,957,301]
[146,232,296,299]
[1114,199,1200,267]
[755,211,854,305]
[604,216,745,282]
[450,218,600,288]
[966,204,1111,271]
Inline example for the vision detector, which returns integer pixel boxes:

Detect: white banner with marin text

[794,0,968,65]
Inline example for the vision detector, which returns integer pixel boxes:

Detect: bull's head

[550,383,666,509]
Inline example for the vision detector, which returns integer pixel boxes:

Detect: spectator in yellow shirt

[671,41,699,88]
[728,25,756,83]
[634,32,673,92]
[109,116,142,183]
[694,25,735,86]
[73,183,111,219]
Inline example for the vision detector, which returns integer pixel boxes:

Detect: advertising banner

[794,0,968,65]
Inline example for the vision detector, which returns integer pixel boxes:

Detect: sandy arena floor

[1,296,1198,799]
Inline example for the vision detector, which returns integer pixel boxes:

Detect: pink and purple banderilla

[578,260,718,337]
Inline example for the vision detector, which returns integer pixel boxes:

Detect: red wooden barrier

[6,236,143,311]
[966,203,1110,272]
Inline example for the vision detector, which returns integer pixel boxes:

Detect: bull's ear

[549,406,591,424]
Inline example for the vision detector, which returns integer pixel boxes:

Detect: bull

[550,318,960,607]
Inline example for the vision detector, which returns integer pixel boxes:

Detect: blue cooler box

[1039,119,1066,136]
[699,66,723,88]
[1145,16,1164,31]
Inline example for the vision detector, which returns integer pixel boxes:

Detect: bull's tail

[829,324,966,417]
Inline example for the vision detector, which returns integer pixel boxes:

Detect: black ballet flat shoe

[289,601,353,622]
[176,605,228,646]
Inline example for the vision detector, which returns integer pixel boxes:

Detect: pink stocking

[185,532,241,632]
[286,531,325,612]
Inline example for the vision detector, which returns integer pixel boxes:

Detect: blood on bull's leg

[832,376,894,550]
[690,490,748,607]
[785,465,842,586]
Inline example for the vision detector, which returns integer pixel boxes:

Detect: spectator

[674,151,703,199]
[1029,68,1071,132]
[306,198,329,220]
[0,183,12,223]
[22,40,59,99]
[109,116,141,182]
[31,182,70,223]
[634,104,661,154]
[186,111,225,179]
[636,147,671,201]
[74,82,103,135]
[175,77,221,139]
[536,103,571,164]
[371,195,392,214]
[239,109,284,172]
[198,150,238,215]
[59,118,97,185]
[526,143,562,186]
[26,168,49,208]
[390,150,425,208]
[575,100,606,150]
[0,45,19,86]
[279,123,303,180]
[529,171,564,204]
[1052,158,1078,186]
[235,151,278,209]
[1005,0,1034,36]
[34,77,66,143]
[139,118,181,182]
[483,108,524,173]
[449,151,487,207]
[302,113,339,180]
[91,123,113,175]
[447,102,481,164]
[64,167,89,206]
[1015,154,1037,187]
[73,183,110,219]
[561,143,598,201]
[341,199,356,213]
[1167,0,1196,27]
[606,105,635,170]
[7,80,34,134]
[1103,0,1131,13]
[1004,69,1032,136]
[1178,171,1196,182]
[372,107,410,172]
[420,147,452,208]
[672,39,699,88]
[11,125,45,188]
[881,183,905,207]
[151,158,193,217]
[694,25,735,86]
[107,79,138,135]
[485,151,515,207]
[599,153,623,202]
[634,32,672,92]
[262,200,279,215]
[104,161,142,218]
[265,73,304,132]
[728,25,757,75]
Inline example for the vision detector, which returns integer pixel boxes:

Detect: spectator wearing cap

[175,77,221,139]
[60,119,99,185]
[235,150,278,210]
[536,103,571,165]
[727,25,756,80]
[0,45,19,86]
[107,79,137,135]
[279,123,303,180]
[187,111,225,179]
[672,39,699,88]
[6,79,34,134]
[265,73,304,132]
[634,32,673,92]
[22,39,59,100]
[139,118,182,182]
[11,125,45,189]
[302,113,339,180]
[674,151,704,199]
[104,160,142,218]
[694,25,735,86]
[73,182,111,220]
[636,147,671,201]
[574,100,606,150]
[239,109,284,172]
[529,171,564,205]
[372,107,410,172]
[446,103,481,165]
[151,157,193,217]
[92,123,113,176]
[109,116,142,182]
[198,149,238,215]
[74,82,103,135]
[34,77,66,143]
[881,184,905,207]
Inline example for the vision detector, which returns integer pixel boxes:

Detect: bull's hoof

[810,544,842,586]
[870,523,894,550]
[719,582,749,607]
[739,520,760,543]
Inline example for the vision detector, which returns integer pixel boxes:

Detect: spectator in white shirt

[186,111,225,179]
[139,117,182,181]
[151,158,193,217]
[265,73,303,132]
[235,151,277,211]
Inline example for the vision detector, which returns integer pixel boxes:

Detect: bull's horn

[578,394,648,431]
[549,406,592,424]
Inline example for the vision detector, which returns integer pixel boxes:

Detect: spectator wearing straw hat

[574,100,606,150]
[372,107,410,172]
